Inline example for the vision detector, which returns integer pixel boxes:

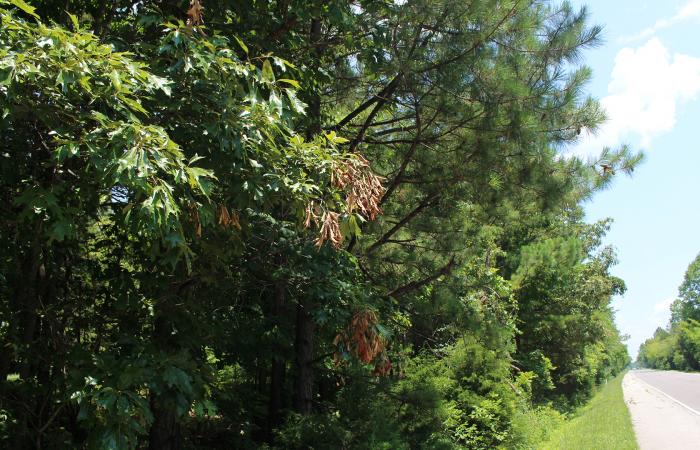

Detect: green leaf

[285,90,306,114]
[109,70,122,92]
[55,70,76,92]
[150,75,172,96]
[333,135,350,144]
[233,35,249,55]
[163,366,193,395]
[278,78,301,89]
[119,95,148,115]
[349,214,361,236]
[10,0,40,20]
[6,373,19,382]
[325,131,349,144]
[262,60,274,82]
[55,143,79,161]
[203,399,217,415]
[0,67,12,86]
[67,12,79,30]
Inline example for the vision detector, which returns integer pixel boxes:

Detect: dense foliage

[0,1,634,448]
[638,253,700,371]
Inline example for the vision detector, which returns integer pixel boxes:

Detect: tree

[679,253,700,322]
[639,253,700,371]
[511,212,628,403]
[0,2,381,446]
[0,1,636,448]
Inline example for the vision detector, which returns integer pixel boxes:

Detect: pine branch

[388,257,456,298]
[417,0,521,73]
[380,106,422,206]
[329,73,403,132]
[366,192,440,254]
[348,73,404,152]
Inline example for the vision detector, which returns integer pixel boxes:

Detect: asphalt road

[634,369,700,412]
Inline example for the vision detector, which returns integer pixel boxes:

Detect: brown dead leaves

[306,155,384,248]
[188,203,203,238]
[187,203,241,238]
[305,204,342,248]
[334,310,392,376]
[331,155,384,221]
[316,211,342,248]
[217,204,241,230]
[186,0,205,27]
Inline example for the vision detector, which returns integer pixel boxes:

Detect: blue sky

[569,0,700,357]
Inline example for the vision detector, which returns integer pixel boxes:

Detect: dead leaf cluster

[332,155,384,221]
[334,310,391,375]
[305,154,384,248]
[217,204,241,230]
[186,0,205,27]
[316,211,342,248]
[188,202,202,238]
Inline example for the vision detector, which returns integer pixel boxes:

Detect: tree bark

[148,306,184,450]
[149,398,183,450]
[11,233,43,449]
[294,298,315,414]
[291,16,322,417]
[267,281,286,438]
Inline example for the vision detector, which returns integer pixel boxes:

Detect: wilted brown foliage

[316,211,343,248]
[187,0,205,27]
[217,204,241,230]
[332,155,384,221]
[334,310,391,375]
[307,154,384,248]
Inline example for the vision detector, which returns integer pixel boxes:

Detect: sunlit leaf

[9,0,40,19]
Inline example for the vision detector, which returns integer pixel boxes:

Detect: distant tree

[638,253,700,371]
[679,253,700,321]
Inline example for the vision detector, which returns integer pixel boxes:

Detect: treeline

[638,254,700,371]
[0,1,635,448]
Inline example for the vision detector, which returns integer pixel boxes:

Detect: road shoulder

[623,371,700,450]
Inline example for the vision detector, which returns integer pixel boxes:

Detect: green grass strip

[540,374,638,450]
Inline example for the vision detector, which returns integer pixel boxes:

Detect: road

[623,370,700,449]
[634,369,700,413]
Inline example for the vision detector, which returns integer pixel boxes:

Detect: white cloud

[653,297,676,316]
[678,0,700,19]
[571,38,700,157]
[621,0,700,43]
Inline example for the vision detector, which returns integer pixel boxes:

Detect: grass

[540,374,638,450]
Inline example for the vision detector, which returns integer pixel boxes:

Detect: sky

[569,0,700,357]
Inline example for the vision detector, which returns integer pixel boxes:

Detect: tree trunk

[148,309,184,450]
[291,16,322,417]
[12,235,43,449]
[149,398,183,450]
[267,281,286,438]
[294,298,315,414]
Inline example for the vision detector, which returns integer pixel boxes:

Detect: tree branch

[329,73,403,132]
[366,192,440,254]
[380,105,421,206]
[348,73,404,152]
[417,1,520,73]
[388,257,456,298]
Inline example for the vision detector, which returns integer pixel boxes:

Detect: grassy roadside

[539,373,638,450]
